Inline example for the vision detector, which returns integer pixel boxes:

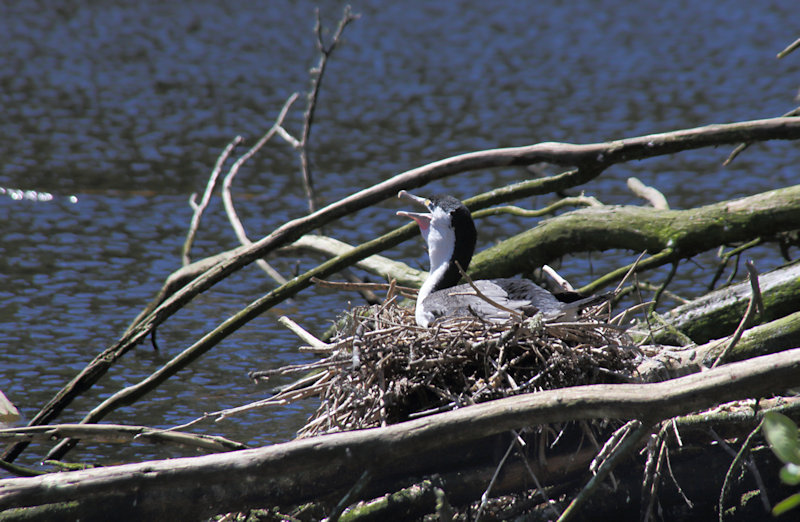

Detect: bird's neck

[417,232,472,304]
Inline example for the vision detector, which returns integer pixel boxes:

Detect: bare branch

[5,347,800,519]
[0,423,246,453]
[627,176,669,210]
[299,6,360,214]
[777,36,800,59]
[182,136,242,266]
[220,93,300,285]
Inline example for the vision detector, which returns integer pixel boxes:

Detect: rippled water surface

[1,1,798,473]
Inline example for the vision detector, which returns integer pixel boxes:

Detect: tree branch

[3,347,800,520]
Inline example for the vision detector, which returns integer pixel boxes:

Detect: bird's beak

[397,190,431,209]
[396,190,432,232]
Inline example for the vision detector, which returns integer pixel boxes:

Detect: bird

[397,190,608,327]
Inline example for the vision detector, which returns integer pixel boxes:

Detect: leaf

[773,492,800,516]
[780,463,800,485]
[763,412,800,465]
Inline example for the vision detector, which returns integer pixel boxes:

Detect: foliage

[762,411,800,515]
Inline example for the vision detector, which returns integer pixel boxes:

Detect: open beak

[396,190,432,232]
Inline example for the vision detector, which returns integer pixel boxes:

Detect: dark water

[1,1,798,473]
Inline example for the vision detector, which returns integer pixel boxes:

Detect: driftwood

[2,348,800,521]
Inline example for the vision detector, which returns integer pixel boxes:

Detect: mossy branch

[468,184,800,290]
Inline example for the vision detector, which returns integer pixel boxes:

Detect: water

[1,0,798,474]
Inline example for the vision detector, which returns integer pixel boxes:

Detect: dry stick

[717,419,767,522]
[778,37,800,59]
[511,433,561,519]
[709,426,771,509]
[558,421,654,522]
[13,117,800,464]
[298,6,360,215]
[711,261,762,368]
[182,136,242,266]
[283,235,425,288]
[328,469,371,522]
[665,445,694,509]
[221,92,300,285]
[475,437,517,521]
[641,435,668,522]
[708,238,762,291]
[650,260,680,312]
[278,315,330,350]
[0,424,246,453]
[311,277,418,299]
[627,176,670,210]
[470,195,602,219]
[723,107,800,166]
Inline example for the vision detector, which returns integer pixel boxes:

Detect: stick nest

[262,296,640,439]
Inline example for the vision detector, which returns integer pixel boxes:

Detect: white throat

[415,208,455,326]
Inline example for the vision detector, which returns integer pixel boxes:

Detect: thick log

[2,348,800,520]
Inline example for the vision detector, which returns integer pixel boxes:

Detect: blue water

[1,0,798,473]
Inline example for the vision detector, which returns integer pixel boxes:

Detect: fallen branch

[3,347,800,520]
[0,424,246,454]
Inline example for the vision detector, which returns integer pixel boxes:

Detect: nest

[258,294,640,439]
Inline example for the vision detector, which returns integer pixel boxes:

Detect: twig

[0,423,246,453]
[558,421,653,522]
[542,264,575,292]
[711,261,761,368]
[511,432,561,519]
[590,420,639,474]
[580,248,675,296]
[724,107,800,165]
[627,177,669,210]
[475,436,517,521]
[326,469,371,522]
[777,36,800,59]
[470,195,602,220]
[298,6,360,214]
[221,92,300,285]
[182,136,242,266]
[641,433,668,522]
[278,315,330,350]
[665,445,693,509]
[717,419,767,522]
[650,260,679,312]
[282,234,425,288]
[311,277,418,298]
